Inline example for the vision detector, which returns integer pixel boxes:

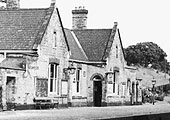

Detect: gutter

[69,59,106,65]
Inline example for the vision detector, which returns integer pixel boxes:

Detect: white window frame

[76,69,81,93]
[48,63,58,94]
[113,71,119,94]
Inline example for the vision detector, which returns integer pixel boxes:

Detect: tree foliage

[124,42,169,72]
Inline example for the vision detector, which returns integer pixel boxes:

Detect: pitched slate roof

[73,29,112,61]
[64,28,88,61]
[0,8,48,50]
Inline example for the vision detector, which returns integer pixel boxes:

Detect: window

[113,71,119,93]
[127,79,131,95]
[53,31,57,47]
[6,77,16,103]
[76,69,81,93]
[116,45,118,58]
[49,63,58,93]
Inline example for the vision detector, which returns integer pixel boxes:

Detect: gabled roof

[0,8,49,50]
[0,3,70,51]
[73,29,112,61]
[64,28,88,61]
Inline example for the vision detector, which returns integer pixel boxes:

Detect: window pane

[55,64,57,79]
[77,81,79,93]
[76,69,80,81]
[113,71,119,93]
[76,69,80,92]
[50,64,54,77]
[54,65,58,92]
[113,83,115,93]
[50,78,53,92]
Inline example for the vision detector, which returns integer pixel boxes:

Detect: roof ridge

[33,6,54,49]
[71,31,89,61]
[102,23,118,60]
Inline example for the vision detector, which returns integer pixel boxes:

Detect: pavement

[0,100,170,120]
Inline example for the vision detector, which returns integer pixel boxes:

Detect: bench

[33,97,59,109]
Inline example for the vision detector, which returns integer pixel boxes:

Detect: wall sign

[36,78,48,97]
[61,80,68,96]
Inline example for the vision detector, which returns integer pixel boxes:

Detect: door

[94,81,102,107]
[6,77,16,103]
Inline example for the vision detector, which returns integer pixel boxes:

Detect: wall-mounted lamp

[105,71,114,77]
[105,71,114,83]
[152,79,156,86]
[67,65,76,74]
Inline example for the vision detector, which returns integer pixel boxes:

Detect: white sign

[61,81,68,95]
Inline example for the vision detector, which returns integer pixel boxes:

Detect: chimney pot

[51,0,56,3]
[114,22,118,26]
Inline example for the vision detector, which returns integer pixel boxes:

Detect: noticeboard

[61,80,68,96]
[36,78,48,97]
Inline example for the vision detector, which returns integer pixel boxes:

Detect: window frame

[48,63,59,94]
[113,70,119,93]
[76,68,81,93]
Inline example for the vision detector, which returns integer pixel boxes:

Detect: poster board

[61,80,68,96]
[36,78,48,97]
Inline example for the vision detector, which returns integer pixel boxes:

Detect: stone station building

[0,0,142,110]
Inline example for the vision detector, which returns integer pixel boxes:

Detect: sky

[10,0,170,61]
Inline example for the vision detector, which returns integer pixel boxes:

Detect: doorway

[6,77,16,103]
[93,80,102,107]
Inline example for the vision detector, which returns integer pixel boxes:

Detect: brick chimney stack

[72,6,88,30]
[6,0,20,9]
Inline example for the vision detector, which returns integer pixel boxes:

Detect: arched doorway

[91,74,104,107]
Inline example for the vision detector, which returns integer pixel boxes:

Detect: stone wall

[86,65,105,106]
[105,29,127,105]
[0,7,70,109]
[36,8,69,100]
[68,62,88,107]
